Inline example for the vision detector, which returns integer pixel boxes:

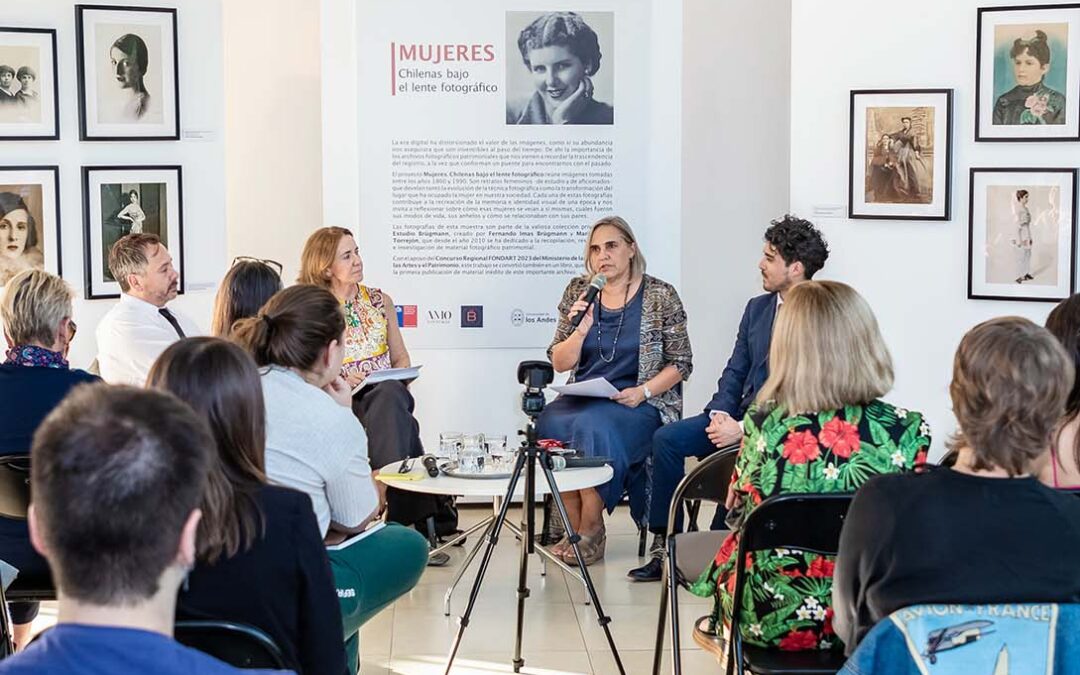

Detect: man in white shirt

[95,234,199,385]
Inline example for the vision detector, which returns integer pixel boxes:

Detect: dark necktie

[158,307,186,338]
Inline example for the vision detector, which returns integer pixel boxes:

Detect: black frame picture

[0,27,60,141]
[968,167,1078,302]
[82,165,184,299]
[0,165,62,286]
[975,4,1080,142]
[848,88,953,221]
[75,4,180,141]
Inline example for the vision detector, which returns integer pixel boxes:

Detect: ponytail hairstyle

[146,337,267,563]
[231,284,345,372]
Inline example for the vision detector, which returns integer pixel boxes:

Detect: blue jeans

[649,412,727,535]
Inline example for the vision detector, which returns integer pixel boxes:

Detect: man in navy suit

[628,215,829,581]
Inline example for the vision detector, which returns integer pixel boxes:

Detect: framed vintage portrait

[968,168,1078,302]
[849,89,953,220]
[75,5,179,141]
[976,4,1080,142]
[82,165,183,299]
[0,166,61,287]
[0,28,59,141]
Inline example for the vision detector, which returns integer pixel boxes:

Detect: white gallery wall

[790,0,1079,458]
[1,0,226,367]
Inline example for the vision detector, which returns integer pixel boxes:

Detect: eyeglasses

[231,256,283,276]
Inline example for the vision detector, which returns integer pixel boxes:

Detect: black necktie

[158,308,186,338]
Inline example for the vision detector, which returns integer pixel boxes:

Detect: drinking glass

[460,433,486,474]
[484,434,508,472]
[438,432,463,463]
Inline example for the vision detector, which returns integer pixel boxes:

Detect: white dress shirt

[95,293,201,385]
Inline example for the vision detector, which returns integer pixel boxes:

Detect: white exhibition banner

[352,0,681,348]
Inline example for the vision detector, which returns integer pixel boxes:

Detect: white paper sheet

[351,365,422,395]
[550,377,620,398]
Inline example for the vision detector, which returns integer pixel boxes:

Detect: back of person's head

[30,384,212,605]
[297,226,353,290]
[147,338,267,563]
[231,284,344,371]
[949,316,1074,476]
[210,259,284,337]
[763,215,830,279]
[0,269,73,347]
[757,280,893,413]
[108,233,161,293]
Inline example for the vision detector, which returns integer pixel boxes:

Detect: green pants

[328,523,428,673]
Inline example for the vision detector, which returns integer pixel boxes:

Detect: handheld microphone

[549,456,612,471]
[568,274,606,330]
[421,454,440,477]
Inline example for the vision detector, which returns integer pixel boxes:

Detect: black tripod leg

[539,460,626,675]
[443,449,529,675]
[512,448,536,672]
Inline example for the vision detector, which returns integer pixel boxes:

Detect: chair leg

[638,526,648,557]
[687,500,701,532]
[652,567,669,675]
[668,537,682,675]
[0,585,13,659]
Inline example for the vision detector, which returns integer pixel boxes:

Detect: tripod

[443,419,625,674]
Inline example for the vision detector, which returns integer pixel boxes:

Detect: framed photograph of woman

[849,89,953,220]
[0,166,61,287]
[0,28,59,141]
[75,5,179,141]
[82,165,183,299]
[976,4,1080,141]
[968,168,1078,302]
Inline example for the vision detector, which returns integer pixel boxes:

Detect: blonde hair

[1,269,74,346]
[756,281,893,413]
[582,216,646,278]
[297,226,353,290]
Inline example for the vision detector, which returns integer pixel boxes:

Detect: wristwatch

[642,384,653,400]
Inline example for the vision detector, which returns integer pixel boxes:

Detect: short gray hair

[108,233,161,292]
[1,269,73,346]
[582,215,646,278]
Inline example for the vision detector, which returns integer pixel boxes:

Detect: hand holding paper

[549,377,620,398]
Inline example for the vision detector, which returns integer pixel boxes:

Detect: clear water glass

[460,433,486,474]
[485,434,508,472]
[438,432,463,463]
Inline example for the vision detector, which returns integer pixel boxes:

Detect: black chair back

[174,621,288,670]
[672,445,738,513]
[0,456,31,521]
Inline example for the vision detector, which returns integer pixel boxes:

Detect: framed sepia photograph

[0,28,60,141]
[968,168,1078,302]
[0,166,61,287]
[76,5,179,141]
[849,89,952,220]
[976,4,1080,141]
[82,165,183,299]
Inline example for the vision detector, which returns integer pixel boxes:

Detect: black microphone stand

[442,418,625,674]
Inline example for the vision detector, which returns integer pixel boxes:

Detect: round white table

[377,457,613,615]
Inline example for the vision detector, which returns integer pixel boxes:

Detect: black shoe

[426,550,451,567]
[1024,274,1034,280]
[627,555,664,582]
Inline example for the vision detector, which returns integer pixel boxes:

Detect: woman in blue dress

[538,216,692,565]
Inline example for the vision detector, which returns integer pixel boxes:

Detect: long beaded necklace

[596,282,630,363]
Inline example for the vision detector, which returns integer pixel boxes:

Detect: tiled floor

[29,504,722,674]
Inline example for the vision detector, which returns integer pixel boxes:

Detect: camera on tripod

[516,360,553,418]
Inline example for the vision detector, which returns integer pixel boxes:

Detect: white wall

[1,0,226,367]
[790,0,1077,457]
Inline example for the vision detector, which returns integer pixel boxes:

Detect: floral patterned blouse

[340,284,392,380]
[689,400,931,652]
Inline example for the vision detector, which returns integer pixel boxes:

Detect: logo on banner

[510,308,557,327]
[511,309,525,327]
[427,308,453,325]
[395,305,417,328]
[461,305,484,328]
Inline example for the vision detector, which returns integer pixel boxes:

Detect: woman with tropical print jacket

[688,280,931,660]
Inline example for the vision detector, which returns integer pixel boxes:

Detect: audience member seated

[0,269,98,650]
[1042,294,1080,489]
[688,281,930,660]
[147,338,347,675]
[95,233,199,384]
[539,215,693,566]
[232,284,427,673]
[0,384,288,674]
[631,215,829,581]
[833,316,1080,655]
[210,257,284,337]
[297,227,440,542]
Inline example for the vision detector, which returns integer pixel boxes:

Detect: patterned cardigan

[547,274,693,425]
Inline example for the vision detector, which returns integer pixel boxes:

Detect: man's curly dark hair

[763,215,829,279]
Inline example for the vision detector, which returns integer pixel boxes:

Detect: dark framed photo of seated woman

[0,166,61,288]
[75,5,180,141]
[968,167,1078,302]
[848,89,952,221]
[976,4,1080,142]
[0,27,60,141]
[82,165,183,299]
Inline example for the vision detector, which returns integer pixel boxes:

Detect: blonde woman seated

[1043,293,1080,488]
[688,281,931,659]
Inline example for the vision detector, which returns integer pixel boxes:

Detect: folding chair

[652,444,739,675]
[175,620,289,670]
[728,493,854,675]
